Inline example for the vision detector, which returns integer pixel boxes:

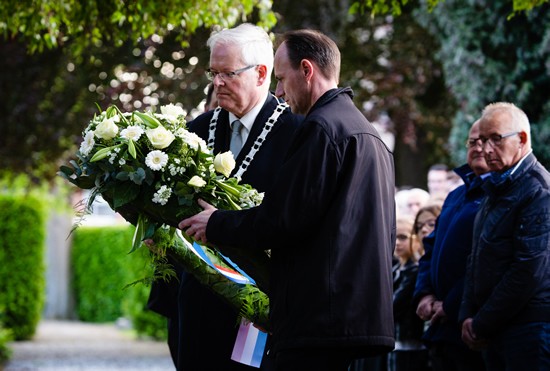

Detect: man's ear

[301,59,314,80]
[519,131,528,144]
[257,64,268,85]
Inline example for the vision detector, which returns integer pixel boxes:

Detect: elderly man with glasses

[459,102,550,370]
[147,23,302,371]
[413,120,489,371]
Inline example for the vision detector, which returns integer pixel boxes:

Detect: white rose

[213,151,236,177]
[146,126,175,149]
[188,175,206,188]
[94,117,119,140]
[160,104,185,122]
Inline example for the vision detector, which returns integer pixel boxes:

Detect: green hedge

[0,308,13,363]
[71,225,167,339]
[0,194,46,340]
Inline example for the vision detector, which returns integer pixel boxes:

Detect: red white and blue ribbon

[176,230,255,285]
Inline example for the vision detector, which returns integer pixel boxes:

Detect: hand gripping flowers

[59,104,270,328]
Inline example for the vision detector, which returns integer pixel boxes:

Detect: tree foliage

[416,1,550,167]
[2,0,549,186]
[0,0,277,56]
[349,0,548,16]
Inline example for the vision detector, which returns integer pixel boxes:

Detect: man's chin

[488,162,503,172]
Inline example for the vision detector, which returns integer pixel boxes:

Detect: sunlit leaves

[0,0,277,56]
[349,0,547,16]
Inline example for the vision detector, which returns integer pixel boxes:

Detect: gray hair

[482,102,531,145]
[207,23,274,80]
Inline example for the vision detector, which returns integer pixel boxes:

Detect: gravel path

[2,320,175,371]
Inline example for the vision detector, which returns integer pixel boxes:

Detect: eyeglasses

[415,220,436,232]
[478,131,520,148]
[465,137,483,148]
[205,65,257,81]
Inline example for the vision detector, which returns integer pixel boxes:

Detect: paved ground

[1,320,175,371]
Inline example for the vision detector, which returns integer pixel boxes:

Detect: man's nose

[274,83,283,98]
[213,75,225,86]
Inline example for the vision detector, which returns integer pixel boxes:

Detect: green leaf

[70,176,96,189]
[130,214,146,253]
[128,139,137,159]
[128,167,146,185]
[58,165,75,177]
[113,182,140,208]
[134,111,160,128]
[115,172,129,181]
[106,106,118,118]
[90,147,113,162]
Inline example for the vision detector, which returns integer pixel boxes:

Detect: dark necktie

[230,120,243,156]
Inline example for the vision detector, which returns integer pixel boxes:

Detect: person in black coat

[180,29,396,371]
[147,23,302,371]
[460,103,550,371]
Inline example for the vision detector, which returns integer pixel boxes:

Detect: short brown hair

[276,29,341,83]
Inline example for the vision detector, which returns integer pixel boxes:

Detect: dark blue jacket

[414,164,485,346]
[459,153,550,338]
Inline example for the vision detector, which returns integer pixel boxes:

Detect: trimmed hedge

[0,309,13,363]
[71,225,167,338]
[0,194,46,340]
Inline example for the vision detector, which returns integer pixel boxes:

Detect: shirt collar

[228,93,269,139]
[491,149,533,182]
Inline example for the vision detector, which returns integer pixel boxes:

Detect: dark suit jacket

[148,94,302,370]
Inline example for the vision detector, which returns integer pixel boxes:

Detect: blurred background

[1,0,549,362]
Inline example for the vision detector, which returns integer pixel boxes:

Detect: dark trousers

[275,348,355,371]
[388,350,430,371]
[429,342,485,371]
[482,322,550,371]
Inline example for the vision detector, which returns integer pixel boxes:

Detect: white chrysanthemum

[79,131,95,156]
[120,125,144,141]
[179,130,208,152]
[152,185,172,205]
[145,150,169,171]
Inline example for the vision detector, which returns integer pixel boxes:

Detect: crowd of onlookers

[353,103,550,371]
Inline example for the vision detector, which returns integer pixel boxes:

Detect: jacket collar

[454,163,490,194]
[482,152,538,196]
[454,164,475,186]
[307,87,354,116]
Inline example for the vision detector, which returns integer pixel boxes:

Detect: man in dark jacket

[414,120,489,371]
[147,23,302,370]
[180,29,396,371]
[459,102,550,370]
